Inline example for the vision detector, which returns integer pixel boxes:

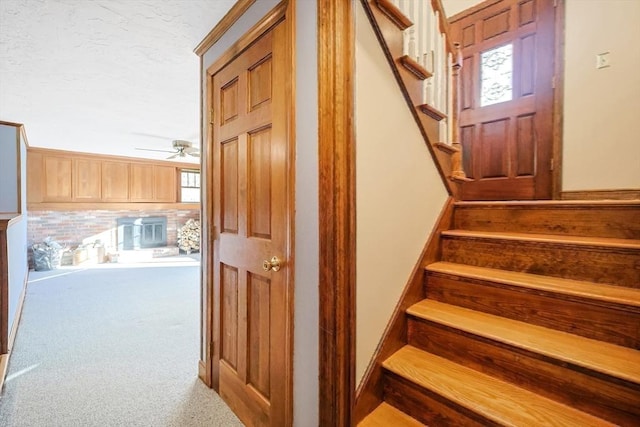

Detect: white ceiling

[0,0,237,163]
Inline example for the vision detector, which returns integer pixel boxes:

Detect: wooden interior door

[450,0,556,200]
[209,20,291,427]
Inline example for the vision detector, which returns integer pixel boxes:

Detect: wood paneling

[153,165,176,202]
[101,161,130,202]
[28,148,198,206]
[482,8,510,40]
[73,159,101,200]
[319,0,356,425]
[515,114,535,176]
[480,119,509,178]
[221,264,239,370]
[222,79,239,124]
[129,163,154,202]
[26,151,43,203]
[222,139,239,234]
[248,127,272,239]
[43,156,72,202]
[247,272,270,399]
[248,56,272,110]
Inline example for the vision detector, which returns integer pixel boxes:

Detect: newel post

[450,42,467,181]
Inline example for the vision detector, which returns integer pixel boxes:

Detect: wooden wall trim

[552,0,565,199]
[194,0,257,56]
[27,202,199,211]
[448,0,502,23]
[205,2,287,76]
[560,189,640,201]
[318,0,356,425]
[353,197,455,423]
[27,147,199,170]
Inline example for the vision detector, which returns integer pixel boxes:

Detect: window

[480,43,513,107]
[181,170,200,202]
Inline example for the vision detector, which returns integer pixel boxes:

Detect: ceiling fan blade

[188,151,201,157]
[136,147,175,153]
[167,152,182,159]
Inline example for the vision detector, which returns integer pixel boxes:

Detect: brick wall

[28,208,200,254]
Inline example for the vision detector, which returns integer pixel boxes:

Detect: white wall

[562,0,640,191]
[294,1,319,425]
[0,125,19,213]
[200,2,319,425]
[355,2,448,385]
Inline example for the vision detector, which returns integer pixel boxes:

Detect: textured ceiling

[0,0,237,163]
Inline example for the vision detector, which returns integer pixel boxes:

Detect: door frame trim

[200,2,294,425]
[317,0,356,425]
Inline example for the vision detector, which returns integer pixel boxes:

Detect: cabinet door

[102,161,130,202]
[154,165,176,202]
[73,159,101,200]
[27,151,44,203]
[130,163,155,201]
[43,156,72,202]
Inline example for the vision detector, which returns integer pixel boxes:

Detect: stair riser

[407,318,640,426]
[441,237,640,287]
[453,206,640,239]
[383,372,493,426]
[425,272,640,348]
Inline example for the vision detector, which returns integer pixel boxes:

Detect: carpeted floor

[0,264,242,427]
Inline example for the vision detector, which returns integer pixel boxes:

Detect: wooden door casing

[207,12,292,426]
[451,0,556,200]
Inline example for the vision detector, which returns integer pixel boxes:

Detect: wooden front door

[450,0,556,200]
[209,17,291,427]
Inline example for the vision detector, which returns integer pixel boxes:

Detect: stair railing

[370,0,468,193]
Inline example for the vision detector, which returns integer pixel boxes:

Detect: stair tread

[385,345,614,427]
[454,200,640,208]
[407,300,640,384]
[426,261,640,309]
[442,229,640,249]
[375,0,414,30]
[358,402,425,427]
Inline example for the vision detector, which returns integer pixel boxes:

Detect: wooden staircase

[359,201,640,426]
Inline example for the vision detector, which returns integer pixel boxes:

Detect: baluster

[407,1,416,61]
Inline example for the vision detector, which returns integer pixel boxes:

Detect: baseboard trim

[198,360,210,387]
[0,267,28,393]
[561,189,640,200]
[7,271,28,353]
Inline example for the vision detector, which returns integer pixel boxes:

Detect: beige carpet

[0,264,242,427]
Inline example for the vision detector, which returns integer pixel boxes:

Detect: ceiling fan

[136,140,200,159]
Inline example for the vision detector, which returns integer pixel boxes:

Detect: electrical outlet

[596,52,611,69]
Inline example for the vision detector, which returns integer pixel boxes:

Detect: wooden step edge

[358,402,425,427]
[441,229,640,250]
[375,0,414,30]
[450,174,473,183]
[399,55,432,80]
[418,103,447,121]
[425,261,640,309]
[434,141,458,154]
[453,200,640,208]
[407,300,640,384]
[384,346,615,427]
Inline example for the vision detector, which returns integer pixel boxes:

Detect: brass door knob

[262,256,282,272]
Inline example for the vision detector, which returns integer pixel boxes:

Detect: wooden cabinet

[73,159,101,200]
[102,161,129,202]
[27,148,197,206]
[43,156,72,202]
[129,163,155,201]
[154,165,177,202]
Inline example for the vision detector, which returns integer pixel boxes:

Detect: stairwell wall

[355,2,448,385]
